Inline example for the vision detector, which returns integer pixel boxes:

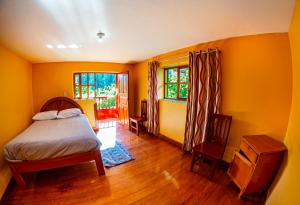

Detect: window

[164,66,189,100]
[74,73,96,99]
[73,72,116,99]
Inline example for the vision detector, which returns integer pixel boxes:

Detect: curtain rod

[158,49,220,63]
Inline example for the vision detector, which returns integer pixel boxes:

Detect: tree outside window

[164,66,189,100]
[73,73,117,109]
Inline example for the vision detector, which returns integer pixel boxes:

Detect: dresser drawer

[228,152,253,189]
[240,141,258,163]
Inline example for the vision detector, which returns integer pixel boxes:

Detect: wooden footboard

[7,150,105,188]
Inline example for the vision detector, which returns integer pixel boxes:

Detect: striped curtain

[183,49,221,151]
[147,61,159,135]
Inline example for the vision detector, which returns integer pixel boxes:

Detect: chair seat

[129,116,147,122]
[193,142,225,160]
[190,114,232,179]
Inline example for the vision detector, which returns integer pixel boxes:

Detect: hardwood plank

[4,122,261,205]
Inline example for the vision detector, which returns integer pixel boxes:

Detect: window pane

[82,73,87,85]
[96,88,101,97]
[88,73,95,85]
[118,74,124,93]
[167,68,177,83]
[82,85,88,98]
[180,68,189,83]
[96,73,101,87]
[166,84,178,98]
[75,74,80,85]
[124,75,128,93]
[179,84,188,98]
[96,73,116,89]
[89,86,95,98]
[75,86,80,98]
[95,74,101,96]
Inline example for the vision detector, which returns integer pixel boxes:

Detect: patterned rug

[100,141,134,167]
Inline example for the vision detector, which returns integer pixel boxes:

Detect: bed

[4,97,105,188]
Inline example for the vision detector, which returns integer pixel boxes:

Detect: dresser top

[242,135,286,154]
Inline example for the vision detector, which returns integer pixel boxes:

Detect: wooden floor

[5,121,263,205]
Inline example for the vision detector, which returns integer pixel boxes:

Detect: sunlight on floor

[97,119,117,150]
[162,170,180,189]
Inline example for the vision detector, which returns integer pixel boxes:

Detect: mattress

[4,114,100,161]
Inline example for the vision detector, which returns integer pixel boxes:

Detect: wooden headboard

[40,97,84,113]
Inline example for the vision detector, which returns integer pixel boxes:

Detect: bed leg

[9,165,26,188]
[94,150,105,175]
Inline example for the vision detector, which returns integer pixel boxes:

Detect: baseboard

[0,178,14,205]
[158,133,183,148]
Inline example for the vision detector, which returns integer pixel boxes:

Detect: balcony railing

[95,96,118,120]
[96,96,117,110]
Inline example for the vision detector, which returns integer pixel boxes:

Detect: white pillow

[32,110,58,121]
[57,108,82,119]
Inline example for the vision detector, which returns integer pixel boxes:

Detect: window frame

[73,72,98,99]
[74,72,119,99]
[163,65,189,101]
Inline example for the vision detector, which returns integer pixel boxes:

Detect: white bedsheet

[4,114,100,161]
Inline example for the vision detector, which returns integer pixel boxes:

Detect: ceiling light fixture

[97,31,105,42]
[68,44,79,48]
[46,44,53,48]
[56,44,66,49]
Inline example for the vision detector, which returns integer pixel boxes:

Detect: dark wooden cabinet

[227,135,286,198]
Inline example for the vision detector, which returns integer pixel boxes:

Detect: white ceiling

[0,0,295,63]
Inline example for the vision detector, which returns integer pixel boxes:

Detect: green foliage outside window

[74,73,117,109]
[165,67,189,100]
[179,84,188,98]
[96,84,117,109]
[166,84,178,98]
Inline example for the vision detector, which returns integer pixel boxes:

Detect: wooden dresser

[227,135,286,198]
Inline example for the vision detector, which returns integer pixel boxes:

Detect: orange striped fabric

[147,61,160,135]
[183,49,221,151]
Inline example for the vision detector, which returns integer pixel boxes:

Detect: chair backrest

[206,114,232,146]
[141,100,147,119]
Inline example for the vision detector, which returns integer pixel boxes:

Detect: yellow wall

[32,62,134,123]
[133,61,148,115]
[133,33,292,162]
[77,99,97,127]
[159,100,187,142]
[0,45,33,197]
[267,2,300,204]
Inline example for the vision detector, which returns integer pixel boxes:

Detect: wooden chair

[190,114,232,180]
[129,100,147,136]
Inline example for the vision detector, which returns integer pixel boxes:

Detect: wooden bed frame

[7,97,105,188]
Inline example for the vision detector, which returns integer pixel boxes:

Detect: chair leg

[130,121,133,132]
[129,120,131,131]
[209,159,219,180]
[137,123,139,136]
[190,152,196,172]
